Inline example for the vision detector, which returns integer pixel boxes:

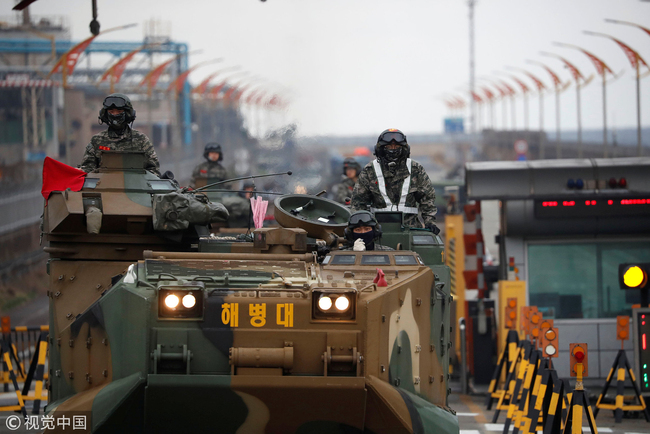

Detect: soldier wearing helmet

[341,211,392,251]
[189,142,229,189]
[350,129,439,233]
[80,93,160,176]
[333,157,361,205]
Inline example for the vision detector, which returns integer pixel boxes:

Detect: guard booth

[465,157,650,380]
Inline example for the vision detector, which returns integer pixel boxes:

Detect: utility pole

[468,0,477,138]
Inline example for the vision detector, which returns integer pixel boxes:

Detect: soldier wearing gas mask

[80,93,160,176]
[350,129,439,233]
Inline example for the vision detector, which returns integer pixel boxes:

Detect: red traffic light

[574,350,585,362]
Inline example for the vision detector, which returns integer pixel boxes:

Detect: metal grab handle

[322,346,363,377]
[151,344,192,375]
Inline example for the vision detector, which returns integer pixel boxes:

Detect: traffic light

[617,315,630,341]
[570,343,588,377]
[540,319,554,331]
[541,327,559,358]
[505,298,517,329]
[0,316,9,335]
[520,306,531,335]
[530,310,543,339]
[619,263,650,289]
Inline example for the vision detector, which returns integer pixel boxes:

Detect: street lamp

[478,78,510,130]
[470,91,484,132]
[490,79,517,130]
[541,52,593,158]
[587,21,650,156]
[496,72,532,131]
[554,42,617,157]
[507,67,548,157]
[479,86,496,129]
[527,60,570,158]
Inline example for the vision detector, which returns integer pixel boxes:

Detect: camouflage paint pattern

[350,159,437,227]
[79,128,160,176]
[43,153,458,434]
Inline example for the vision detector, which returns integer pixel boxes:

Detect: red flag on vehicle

[41,157,87,200]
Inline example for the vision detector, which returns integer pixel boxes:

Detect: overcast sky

[11,0,650,137]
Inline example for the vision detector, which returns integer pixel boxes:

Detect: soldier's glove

[425,222,441,235]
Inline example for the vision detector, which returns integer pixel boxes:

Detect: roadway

[449,381,649,434]
[0,384,647,433]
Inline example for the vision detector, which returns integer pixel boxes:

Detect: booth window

[528,241,650,319]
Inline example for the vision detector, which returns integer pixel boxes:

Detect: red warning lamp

[0,316,10,335]
[570,343,588,377]
[619,177,627,188]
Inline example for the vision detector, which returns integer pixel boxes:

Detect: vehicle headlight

[158,286,204,320]
[318,295,333,311]
[335,295,350,311]
[312,290,356,321]
[165,294,180,309]
[182,294,196,308]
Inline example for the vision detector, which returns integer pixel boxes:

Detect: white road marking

[587,429,611,433]
[460,431,481,434]
[485,423,513,431]
[456,412,479,417]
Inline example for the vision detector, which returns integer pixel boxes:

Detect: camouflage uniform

[80,127,160,176]
[333,175,356,204]
[189,161,228,189]
[350,158,437,227]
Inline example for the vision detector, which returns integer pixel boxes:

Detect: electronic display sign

[534,197,650,219]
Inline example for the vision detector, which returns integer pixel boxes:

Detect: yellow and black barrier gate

[0,338,27,418]
[0,326,49,414]
[500,342,537,433]
[519,360,568,434]
[491,339,527,423]
[486,330,520,410]
[593,348,650,423]
[510,349,541,434]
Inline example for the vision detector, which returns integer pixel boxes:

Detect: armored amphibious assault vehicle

[42,152,458,433]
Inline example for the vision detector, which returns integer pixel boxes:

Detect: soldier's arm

[350,169,373,212]
[145,142,161,177]
[136,133,161,177]
[79,138,99,172]
[413,164,437,225]
[334,183,347,204]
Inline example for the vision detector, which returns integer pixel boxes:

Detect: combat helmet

[374,128,410,164]
[98,93,136,130]
[344,210,382,243]
[342,157,361,177]
[203,142,223,162]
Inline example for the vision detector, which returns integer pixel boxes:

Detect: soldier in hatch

[80,93,160,176]
[189,142,229,189]
[350,128,439,234]
[341,211,391,251]
[333,157,361,205]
